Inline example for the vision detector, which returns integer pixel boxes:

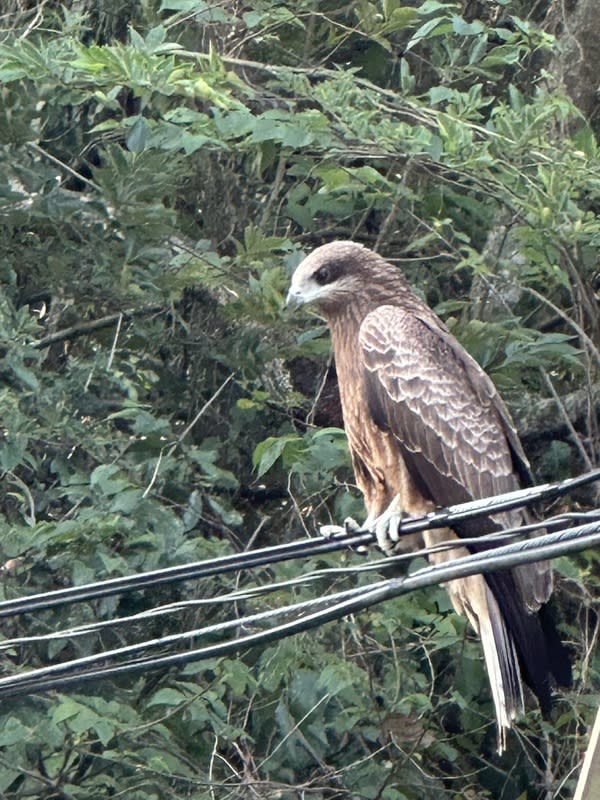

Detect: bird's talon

[374,510,408,555]
[319,523,345,538]
[319,516,360,539]
[342,516,361,533]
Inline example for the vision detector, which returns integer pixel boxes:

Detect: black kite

[286,241,571,751]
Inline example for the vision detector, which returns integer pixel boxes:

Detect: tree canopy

[0,1,599,798]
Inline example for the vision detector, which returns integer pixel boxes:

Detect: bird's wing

[359,304,522,515]
[359,303,552,607]
[358,304,565,719]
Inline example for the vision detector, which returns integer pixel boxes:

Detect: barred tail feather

[447,570,525,753]
[477,585,524,753]
[486,570,572,718]
[423,529,569,751]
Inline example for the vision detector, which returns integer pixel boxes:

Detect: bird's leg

[370,494,409,555]
[320,494,424,555]
[319,516,369,554]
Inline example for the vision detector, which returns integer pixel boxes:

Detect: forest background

[0,0,599,798]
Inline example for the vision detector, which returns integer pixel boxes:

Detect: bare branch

[32,306,164,349]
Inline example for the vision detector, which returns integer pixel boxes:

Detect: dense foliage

[0,1,599,797]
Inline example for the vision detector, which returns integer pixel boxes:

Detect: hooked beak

[285,288,304,310]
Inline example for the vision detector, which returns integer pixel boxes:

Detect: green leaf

[5,352,39,390]
[90,464,132,496]
[132,409,171,435]
[0,765,20,794]
[159,0,207,11]
[0,716,30,746]
[405,16,452,51]
[52,697,86,724]
[110,488,143,514]
[452,15,485,36]
[126,116,150,153]
[206,495,243,526]
[252,434,303,478]
[147,688,190,707]
[145,25,167,51]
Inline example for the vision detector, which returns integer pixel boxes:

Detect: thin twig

[541,369,593,470]
[526,286,600,371]
[142,449,164,499]
[83,366,94,392]
[259,154,287,231]
[106,312,123,371]
[209,736,218,800]
[306,353,333,427]
[27,142,103,193]
[257,694,331,770]
[374,185,404,253]
[579,604,600,685]
[142,373,235,498]
[18,0,46,39]
[166,373,235,457]
[5,472,35,526]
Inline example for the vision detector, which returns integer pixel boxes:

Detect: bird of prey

[286,240,571,752]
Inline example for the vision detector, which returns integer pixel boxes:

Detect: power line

[1,518,599,699]
[1,467,598,619]
[3,508,598,652]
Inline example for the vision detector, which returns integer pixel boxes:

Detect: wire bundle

[1,469,599,698]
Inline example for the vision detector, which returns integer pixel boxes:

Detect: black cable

[1,467,598,619]
[1,519,599,699]
[3,508,599,653]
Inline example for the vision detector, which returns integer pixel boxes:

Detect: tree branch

[32,306,164,349]
[516,382,600,444]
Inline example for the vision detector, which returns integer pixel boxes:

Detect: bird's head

[286,241,374,315]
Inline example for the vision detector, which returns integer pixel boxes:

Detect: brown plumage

[286,240,571,751]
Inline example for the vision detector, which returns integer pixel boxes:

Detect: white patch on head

[286,241,368,310]
[286,268,330,308]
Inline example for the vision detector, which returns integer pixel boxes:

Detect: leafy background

[0,0,599,797]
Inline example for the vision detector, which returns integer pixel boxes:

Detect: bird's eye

[314,266,331,285]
